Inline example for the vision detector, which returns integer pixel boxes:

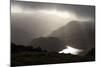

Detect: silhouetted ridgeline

[11,42,95,67]
[11,42,44,53]
[31,37,66,52]
[11,22,95,66]
[50,21,95,55]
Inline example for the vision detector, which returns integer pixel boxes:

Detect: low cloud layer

[11,1,95,55]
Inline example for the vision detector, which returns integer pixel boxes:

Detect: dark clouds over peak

[11,1,95,54]
[11,1,95,19]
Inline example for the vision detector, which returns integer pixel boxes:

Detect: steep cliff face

[50,21,95,55]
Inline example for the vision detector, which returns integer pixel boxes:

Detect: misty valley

[11,37,95,66]
[11,20,95,66]
[11,1,95,67]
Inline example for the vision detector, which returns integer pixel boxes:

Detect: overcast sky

[11,1,95,46]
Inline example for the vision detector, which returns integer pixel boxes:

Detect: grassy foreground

[11,50,95,67]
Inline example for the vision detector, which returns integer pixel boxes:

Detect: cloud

[11,1,95,51]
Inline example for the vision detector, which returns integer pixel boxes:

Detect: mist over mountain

[11,1,95,66]
[11,13,72,45]
[11,1,95,46]
[11,1,95,56]
[50,21,95,55]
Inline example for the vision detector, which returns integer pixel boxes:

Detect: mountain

[11,13,70,45]
[50,21,95,55]
[31,37,66,52]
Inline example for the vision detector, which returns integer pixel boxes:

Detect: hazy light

[11,4,90,21]
[38,9,77,19]
[59,46,83,55]
[11,5,36,14]
[11,5,23,13]
[11,4,77,20]
[24,9,36,14]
